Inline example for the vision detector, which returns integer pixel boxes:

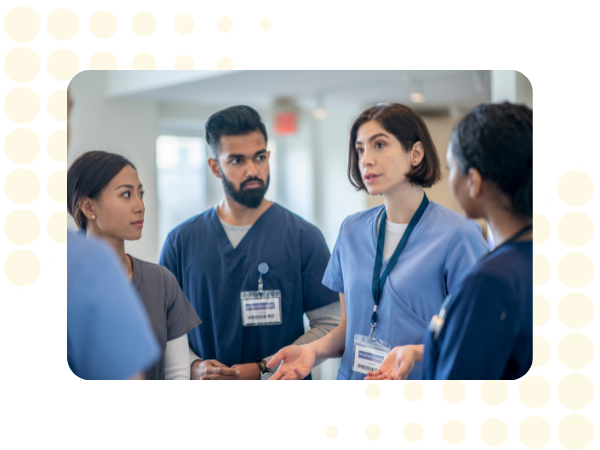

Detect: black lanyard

[429,223,533,340]
[370,193,429,337]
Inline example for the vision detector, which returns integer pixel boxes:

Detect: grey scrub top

[130,255,201,380]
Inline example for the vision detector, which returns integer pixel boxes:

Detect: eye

[375,141,385,149]
[123,191,131,198]
[231,158,241,165]
[356,147,364,155]
[257,154,266,161]
[140,191,145,198]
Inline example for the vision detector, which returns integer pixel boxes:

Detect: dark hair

[451,102,533,217]
[348,103,441,190]
[67,151,136,230]
[205,105,268,157]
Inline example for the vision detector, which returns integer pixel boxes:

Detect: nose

[245,160,259,178]
[134,195,145,215]
[361,147,374,171]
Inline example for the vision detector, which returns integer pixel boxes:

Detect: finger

[207,366,239,377]
[366,369,382,377]
[365,374,386,381]
[267,350,284,368]
[282,372,299,380]
[292,368,306,380]
[208,360,228,368]
[395,361,413,380]
[268,370,284,381]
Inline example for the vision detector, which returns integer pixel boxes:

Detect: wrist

[411,345,424,362]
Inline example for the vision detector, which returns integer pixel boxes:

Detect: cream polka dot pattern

[260,18,272,30]
[4,47,40,83]
[4,7,40,42]
[47,130,67,162]
[4,169,40,205]
[89,11,118,38]
[325,426,338,438]
[4,128,40,164]
[442,381,466,404]
[532,254,551,286]
[480,381,509,406]
[132,13,156,36]
[558,374,594,410]
[557,171,593,207]
[480,418,509,447]
[4,250,40,286]
[47,89,67,122]
[558,415,594,450]
[174,55,194,70]
[174,15,194,34]
[558,252,593,288]
[519,416,551,448]
[403,382,423,401]
[532,295,551,327]
[532,335,551,368]
[47,171,67,203]
[532,213,551,245]
[5,88,40,123]
[47,212,67,244]
[403,422,423,443]
[132,53,156,70]
[47,9,79,40]
[442,420,466,444]
[217,57,233,70]
[217,17,234,32]
[364,384,380,400]
[364,424,380,441]
[558,334,594,369]
[519,376,551,408]
[4,210,40,245]
[558,212,593,247]
[89,51,118,70]
[46,49,79,81]
[558,293,593,329]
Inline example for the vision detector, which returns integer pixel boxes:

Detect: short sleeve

[431,272,522,379]
[299,225,339,312]
[68,241,160,380]
[444,219,489,294]
[162,267,202,341]
[321,220,345,294]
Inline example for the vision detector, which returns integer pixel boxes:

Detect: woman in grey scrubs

[67,151,202,380]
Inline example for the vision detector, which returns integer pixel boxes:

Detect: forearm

[305,321,347,360]
[411,344,424,362]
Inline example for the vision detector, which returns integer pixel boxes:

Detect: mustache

[240,177,265,189]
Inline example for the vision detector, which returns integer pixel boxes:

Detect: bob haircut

[67,150,136,231]
[348,103,441,190]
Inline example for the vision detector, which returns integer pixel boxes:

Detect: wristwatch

[255,359,271,379]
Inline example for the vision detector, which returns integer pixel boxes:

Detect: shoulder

[131,256,178,286]
[425,202,482,237]
[271,203,324,237]
[341,205,383,230]
[166,209,212,242]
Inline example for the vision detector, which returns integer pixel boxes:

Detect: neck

[87,228,132,279]
[217,195,272,226]
[382,183,425,224]
[486,208,532,247]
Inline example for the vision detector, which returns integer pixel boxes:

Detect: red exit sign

[274,111,297,135]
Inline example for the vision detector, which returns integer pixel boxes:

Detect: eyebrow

[355,133,389,146]
[115,184,143,190]
[227,149,267,159]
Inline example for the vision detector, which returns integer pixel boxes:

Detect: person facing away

[67,151,201,380]
[267,102,489,380]
[159,105,341,380]
[366,102,533,380]
[67,89,160,380]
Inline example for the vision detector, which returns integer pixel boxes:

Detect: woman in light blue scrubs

[268,103,489,380]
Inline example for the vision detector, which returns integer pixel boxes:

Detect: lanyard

[429,223,533,340]
[369,193,429,339]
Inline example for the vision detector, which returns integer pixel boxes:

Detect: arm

[164,335,191,380]
[267,293,347,380]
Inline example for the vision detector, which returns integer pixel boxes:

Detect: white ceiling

[116,70,491,113]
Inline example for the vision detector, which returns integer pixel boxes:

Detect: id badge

[240,290,282,326]
[353,334,391,375]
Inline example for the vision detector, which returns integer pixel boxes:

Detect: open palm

[268,345,316,380]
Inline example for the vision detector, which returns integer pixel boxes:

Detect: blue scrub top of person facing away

[159,203,338,371]
[422,239,533,380]
[322,201,489,380]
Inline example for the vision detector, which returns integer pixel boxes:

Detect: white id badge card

[353,334,391,375]
[240,290,282,326]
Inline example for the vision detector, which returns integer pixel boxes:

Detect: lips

[131,220,144,227]
[242,179,264,189]
[364,173,380,184]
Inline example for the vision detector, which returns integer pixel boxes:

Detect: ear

[410,142,425,166]
[207,157,221,179]
[467,168,483,199]
[79,197,95,220]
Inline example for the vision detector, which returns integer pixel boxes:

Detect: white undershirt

[377,214,408,261]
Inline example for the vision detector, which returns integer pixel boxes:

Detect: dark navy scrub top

[159,203,338,369]
[422,240,533,379]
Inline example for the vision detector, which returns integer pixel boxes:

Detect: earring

[91,215,95,219]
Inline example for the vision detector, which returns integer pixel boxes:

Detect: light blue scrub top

[322,202,489,380]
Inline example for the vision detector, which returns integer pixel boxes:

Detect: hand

[364,345,423,381]
[267,345,316,380]
[191,359,239,380]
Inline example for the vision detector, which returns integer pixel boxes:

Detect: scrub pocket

[385,279,429,330]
